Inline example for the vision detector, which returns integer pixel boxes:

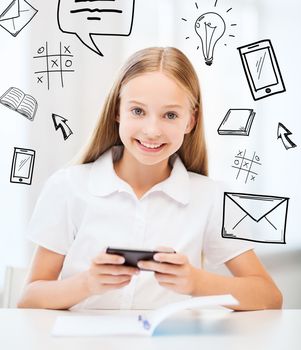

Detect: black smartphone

[106,247,175,269]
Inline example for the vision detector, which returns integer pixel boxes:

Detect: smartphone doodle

[10,147,36,185]
[238,39,285,100]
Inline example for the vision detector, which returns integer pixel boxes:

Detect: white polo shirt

[27,146,254,310]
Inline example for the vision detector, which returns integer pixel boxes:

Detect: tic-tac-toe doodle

[33,42,74,90]
[232,149,261,184]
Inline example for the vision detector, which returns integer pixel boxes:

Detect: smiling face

[117,71,195,167]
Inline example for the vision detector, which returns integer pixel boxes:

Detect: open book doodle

[52,294,238,337]
[0,87,38,121]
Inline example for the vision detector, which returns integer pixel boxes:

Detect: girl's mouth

[135,139,166,152]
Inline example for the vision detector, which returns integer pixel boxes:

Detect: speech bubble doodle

[57,0,135,56]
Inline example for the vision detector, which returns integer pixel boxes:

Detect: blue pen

[138,314,151,330]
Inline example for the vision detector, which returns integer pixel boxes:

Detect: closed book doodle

[217,109,255,136]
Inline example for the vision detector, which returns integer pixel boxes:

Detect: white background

[0,0,300,307]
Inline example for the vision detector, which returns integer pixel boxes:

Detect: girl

[18,47,282,311]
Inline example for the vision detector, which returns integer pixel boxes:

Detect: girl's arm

[138,249,283,311]
[17,246,139,310]
[17,246,90,309]
[196,249,283,310]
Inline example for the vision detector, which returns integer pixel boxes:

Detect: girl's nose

[142,116,162,138]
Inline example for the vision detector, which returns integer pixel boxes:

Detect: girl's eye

[165,112,178,120]
[132,108,144,116]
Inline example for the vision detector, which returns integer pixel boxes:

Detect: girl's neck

[113,149,172,199]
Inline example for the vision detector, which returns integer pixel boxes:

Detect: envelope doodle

[0,0,38,37]
[222,193,289,243]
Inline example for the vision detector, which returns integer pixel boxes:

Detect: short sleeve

[202,182,254,268]
[26,169,75,255]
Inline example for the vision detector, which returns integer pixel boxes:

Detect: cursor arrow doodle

[52,113,73,140]
[277,122,297,150]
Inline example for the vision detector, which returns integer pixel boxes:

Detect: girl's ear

[185,113,196,134]
[116,114,120,123]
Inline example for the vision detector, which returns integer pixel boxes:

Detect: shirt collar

[88,146,190,205]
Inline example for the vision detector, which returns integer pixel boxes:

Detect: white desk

[0,308,300,350]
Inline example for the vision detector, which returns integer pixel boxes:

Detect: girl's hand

[83,251,139,297]
[137,247,200,296]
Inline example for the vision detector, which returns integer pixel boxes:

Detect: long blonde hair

[80,47,208,176]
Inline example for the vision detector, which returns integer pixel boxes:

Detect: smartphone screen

[244,47,278,90]
[15,152,33,178]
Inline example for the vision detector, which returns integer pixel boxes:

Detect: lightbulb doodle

[181,0,237,66]
[33,42,74,90]
[232,149,261,184]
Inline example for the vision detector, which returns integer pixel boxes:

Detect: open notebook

[52,294,238,337]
